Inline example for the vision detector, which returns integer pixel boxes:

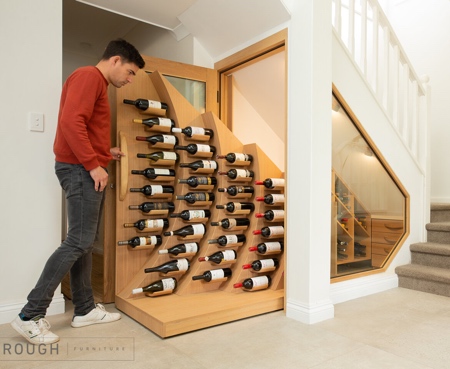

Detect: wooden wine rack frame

[113,71,285,337]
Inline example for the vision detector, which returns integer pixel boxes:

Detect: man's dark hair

[102,39,145,69]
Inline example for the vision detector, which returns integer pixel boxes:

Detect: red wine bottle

[216,202,255,213]
[129,185,174,197]
[118,235,162,248]
[208,234,246,246]
[216,153,253,164]
[253,226,284,238]
[179,160,218,172]
[210,218,250,230]
[234,275,271,291]
[128,202,175,214]
[256,194,285,205]
[171,126,214,139]
[137,151,179,163]
[249,241,284,255]
[131,168,176,180]
[175,192,215,204]
[158,242,199,256]
[136,134,178,147]
[144,258,190,274]
[255,178,285,189]
[164,223,206,237]
[174,144,216,155]
[198,250,237,264]
[123,218,170,231]
[170,209,211,221]
[123,98,168,110]
[192,268,232,282]
[178,176,217,188]
[242,258,279,272]
[217,186,254,196]
[132,277,177,295]
[255,209,285,222]
[218,169,254,180]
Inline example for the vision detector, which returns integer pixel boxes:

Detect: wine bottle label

[235,169,251,178]
[148,100,163,109]
[144,219,164,228]
[188,210,206,219]
[270,194,285,203]
[162,135,177,144]
[177,259,189,271]
[163,152,178,160]
[185,243,198,253]
[250,276,269,288]
[268,226,284,235]
[265,242,282,252]
[201,160,217,169]
[210,269,225,280]
[138,237,148,246]
[196,144,210,152]
[228,219,237,228]
[225,235,238,244]
[233,202,241,211]
[192,224,205,235]
[260,259,275,269]
[154,169,171,175]
[234,153,247,162]
[148,236,158,245]
[193,193,207,201]
[271,210,285,220]
[197,177,210,185]
[151,185,163,194]
[190,127,205,135]
[161,278,176,290]
[270,178,285,187]
[158,117,172,126]
[155,203,170,210]
[222,250,236,261]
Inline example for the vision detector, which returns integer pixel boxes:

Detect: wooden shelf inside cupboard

[112,70,285,337]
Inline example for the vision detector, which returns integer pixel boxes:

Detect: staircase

[396,204,450,296]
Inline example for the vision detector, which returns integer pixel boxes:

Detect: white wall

[0,0,64,323]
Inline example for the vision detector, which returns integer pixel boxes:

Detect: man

[11,39,145,344]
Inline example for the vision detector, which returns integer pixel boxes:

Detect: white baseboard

[286,298,335,324]
[0,294,66,325]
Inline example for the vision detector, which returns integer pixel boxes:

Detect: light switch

[29,112,44,132]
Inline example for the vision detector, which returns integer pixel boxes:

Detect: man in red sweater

[11,39,145,344]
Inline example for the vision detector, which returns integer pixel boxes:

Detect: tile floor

[1,287,450,369]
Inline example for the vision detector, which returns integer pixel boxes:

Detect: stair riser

[398,276,450,297]
[411,252,450,269]
[431,210,450,223]
[427,230,450,244]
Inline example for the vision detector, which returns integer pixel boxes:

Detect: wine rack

[331,170,372,278]
[112,71,285,337]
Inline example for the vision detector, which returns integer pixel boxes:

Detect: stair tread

[431,203,450,211]
[396,264,450,283]
[411,242,450,255]
[426,222,450,231]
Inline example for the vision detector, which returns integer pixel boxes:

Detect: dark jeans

[21,162,105,317]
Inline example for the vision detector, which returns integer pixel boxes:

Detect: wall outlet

[29,112,44,132]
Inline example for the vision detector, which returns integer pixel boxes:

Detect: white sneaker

[71,304,121,328]
[11,315,59,345]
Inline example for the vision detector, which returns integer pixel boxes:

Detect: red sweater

[53,66,112,171]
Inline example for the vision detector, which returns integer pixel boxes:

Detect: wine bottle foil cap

[132,288,143,294]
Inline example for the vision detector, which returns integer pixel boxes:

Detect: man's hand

[90,166,109,192]
[111,146,125,161]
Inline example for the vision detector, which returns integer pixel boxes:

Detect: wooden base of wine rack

[112,65,285,338]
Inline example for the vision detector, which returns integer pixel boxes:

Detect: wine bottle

[132,117,175,129]
[132,277,177,295]
[123,218,170,231]
[174,144,216,156]
[175,192,215,204]
[233,275,271,291]
[255,209,285,222]
[179,160,218,172]
[253,226,284,238]
[256,194,285,205]
[164,223,206,238]
[218,169,254,180]
[242,258,279,272]
[158,242,199,256]
[218,186,254,197]
[129,185,174,197]
[123,98,168,111]
[208,234,246,247]
[131,168,176,180]
[136,151,179,163]
[249,241,284,255]
[216,202,255,214]
[178,176,217,188]
[136,134,178,147]
[192,268,232,282]
[216,153,253,164]
[255,178,285,189]
[198,250,237,264]
[170,209,211,221]
[144,258,190,274]
[128,202,175,214]
[171,126,214,140]
[118,235,162,248]
[210,218,250,230]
